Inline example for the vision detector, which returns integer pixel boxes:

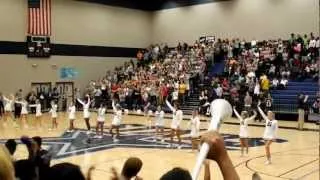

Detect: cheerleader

[165,100,183,149]
[49,101,58,130]
[258,102,278,165]
[2,95,14,125]
[77,95,92,134]
[15,99,28,128]
[95,103,106,139]
[233,108,257,156]
[67,102,76,132]
[189,109,200,152]
[154,106,165,142]
[110,100,122,142]
[29,99,42,128]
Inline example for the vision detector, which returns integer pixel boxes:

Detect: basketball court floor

[0,112,318,180]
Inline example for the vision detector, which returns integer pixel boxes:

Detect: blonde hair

[0,145,15,180]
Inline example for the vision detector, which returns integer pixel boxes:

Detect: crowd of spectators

[196,33,319,118]
[0,131,244,180]
[84,42,214,113]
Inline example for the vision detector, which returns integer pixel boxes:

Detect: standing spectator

[244,92,252,113]
[178,81,187,105]
[297,93,308,130]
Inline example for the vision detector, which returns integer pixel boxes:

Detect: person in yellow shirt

[261,75,270,95]
[179,81,187,105]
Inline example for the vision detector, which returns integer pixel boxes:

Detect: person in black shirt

[297,93,308,130]
[21,136,51,180]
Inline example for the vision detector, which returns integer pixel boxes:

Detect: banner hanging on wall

[60,67,78,79]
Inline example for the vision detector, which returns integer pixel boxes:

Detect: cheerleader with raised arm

[165,99,183,149]
[67,102,76,132]
[258,101,278,165]
[29,99,42,129]
[154,106,165,142]
[110,100,122,142]
[49,100,58,130]
[189,109,200,152]
[77,95,92,134]
[233,107,257,156]
[15,99,29,128]
[95,103,106,139]
[2,94,14,125]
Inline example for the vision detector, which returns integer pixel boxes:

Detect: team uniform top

[77,98,91,118]
[189,115,200,137]
[155,110,165,127]
[3,96,13,112]
[234,109,256,138]
[166,100,183,129]
[16,101,28,115]
[29,104,42,117]
[68,105,76,120]
[112,101,122,126]
[258,107,278,140]
[97,107,106,122]
[50,104,58,118]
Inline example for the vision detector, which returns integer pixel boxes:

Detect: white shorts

[4,107,12,112]
[21,110,28,115]
[69,115,75,120]
[35,113,42,117]
[171,124,179,130]
[112,119,121,126]
[97,117,105,122]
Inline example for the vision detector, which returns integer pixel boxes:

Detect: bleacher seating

[271,79,318,113]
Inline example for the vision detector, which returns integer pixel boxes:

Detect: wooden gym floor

[0,111,319,180]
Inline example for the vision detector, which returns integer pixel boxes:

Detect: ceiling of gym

[77,0,231,11]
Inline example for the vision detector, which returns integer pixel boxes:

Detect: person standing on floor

[297,93,308,130]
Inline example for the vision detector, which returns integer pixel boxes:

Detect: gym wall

[151,0,320,46]
[0,0,152,94]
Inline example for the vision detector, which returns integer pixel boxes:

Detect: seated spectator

[15,159,37,180]
[160,131,240,180]
[279,77,288,89]
[312,99,319,113]
[0,145,15,180]
[271,78,279,89]
[21,136,51,180]
[48,163,88,180]
[5,139,17,156]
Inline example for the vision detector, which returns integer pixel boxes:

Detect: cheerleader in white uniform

[189,109,200,152]
[258,102,278,165]
[2,95,14,124]
[233,108,257,156]
[77,95,92,134]
[67,102,76,132]
[110,100,122,142]
[154,106,165,142]
[49,101,58,130]
[15,99,28,128]
[165,100,183,149]
[95,103,106,139]
[29,99,42,128]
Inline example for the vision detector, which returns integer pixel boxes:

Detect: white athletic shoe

[161,139,165,143]
[93,135,99,138]
[98,136,103,139]
[86,131,91,135]
[177,145,182,149]
[264,160,271,165]
[113,138,119,143]
[166,144,172,148]
[153,138,157,142]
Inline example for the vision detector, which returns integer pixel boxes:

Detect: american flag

[28,0,51,36]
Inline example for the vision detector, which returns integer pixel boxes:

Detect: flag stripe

[28,0,51,36]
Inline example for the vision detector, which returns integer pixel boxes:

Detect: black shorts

[14,103,22,118]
